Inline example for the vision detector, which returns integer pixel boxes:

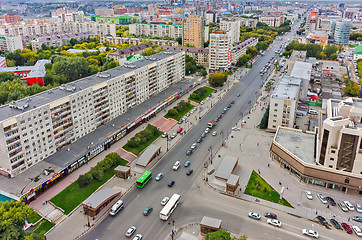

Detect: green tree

[260,105,270,129]
[205,229,231,240]
[0,201,38,240]
[200,69,207,76]
[208,72,228,87]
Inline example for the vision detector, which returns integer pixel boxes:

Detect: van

[109,200,124,216]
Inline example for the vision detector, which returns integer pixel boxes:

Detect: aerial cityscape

[0,0,361,239]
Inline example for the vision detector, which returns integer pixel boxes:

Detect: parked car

[356,204,362,213]
[200,101,205,105]
[352,225,362,236]
[143,206,153,216]
[186,169,193,176]
[197,137,203,143]
[201,132,206,138]
[177,127,183,133]
[344,201,355,211]
[186,149,193,156]
[248,212,261,220]
[338,202,349,212]
[305,191,313,200]
[178,119,183,124]
[267,219,281,227]
[205,128,210,134]
[264,212,277,219]
[133,234,142,240]
[126,226,136,237]
[168,180,175,187]
[326,197,336,206]
[172,161,180,170]
[170,133,177,139]
[155,173,163,181]
[161,132,168,138]
[191,143,197,149]
[317,194,327,204]
[309,109,318,114]
[353,216,362,223]
[342,223,353,234]
[302,229,318,238]
[316,216,328,226]
[232,127,241,131]
[330,219,341,229]
[230,100,235,104]
[184,161,191,167]
[161,197,169,206]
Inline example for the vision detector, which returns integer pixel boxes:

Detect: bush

[168,108,178,116]
[126,124,159,148]
[78,174,92,188]
[208,72,228,87]
[259,105,270,129]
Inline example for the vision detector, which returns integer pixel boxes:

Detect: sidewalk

[44,67,251,239]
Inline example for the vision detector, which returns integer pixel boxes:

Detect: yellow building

[182,15,204,48]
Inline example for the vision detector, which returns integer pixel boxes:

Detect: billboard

[310,14,317,23]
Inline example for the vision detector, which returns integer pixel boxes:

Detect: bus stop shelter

[82,188,120,217]
[135,144,161,167]
[215,155,239,181]
[200,216,222,235]
[114,165,131,179]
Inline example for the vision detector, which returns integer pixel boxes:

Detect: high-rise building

[205,11,217,26]
[0,35,23,52]
[332,20,351,45]
[1,14,20,23]
[220,20,240,44]
[95,8,115,16]
[0,51,185,177]
[305,11,319,33]
[209,30,232,71]
[182,15,204,48]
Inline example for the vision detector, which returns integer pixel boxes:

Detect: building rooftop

[0,59,51,79]
[215,155,238,180]
[135,144,161,167]
[82,188,120,209]
[0,50,182,122]
[109,44,150,56]
[271,76,301,100]
[161,45,209,54]
[200,216,222,228]
[274,127,316,165]
[289,50,307,62]
[291,61,312,80]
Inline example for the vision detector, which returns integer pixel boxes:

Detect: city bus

[136,171,152,188]
[160,193,181,220]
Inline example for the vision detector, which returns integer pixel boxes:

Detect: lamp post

[166,135,169,152]
[208,146,212,164]
[171,220,175,240]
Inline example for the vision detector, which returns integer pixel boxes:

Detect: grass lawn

[123,130,163,155]
[245,171,293,208]
[34,220,55,234]
[164,103,194,121]
[50,161,127,214]
[188,86,215,103]
[29,212,42,224]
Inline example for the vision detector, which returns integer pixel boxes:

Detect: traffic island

[244,170,293,208]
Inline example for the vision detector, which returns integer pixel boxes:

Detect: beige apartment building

[182,15,204,48]
[100,36,178,46]
[220,20,240,44]
[0,51,185,177]
[259,14,284,27]
[209,30,232,71]
[268,75,301,131]
[161,45,209,67]
[231,37,258,64]
[129,23,183,39]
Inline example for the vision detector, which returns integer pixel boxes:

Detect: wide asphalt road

[82,25,329,240]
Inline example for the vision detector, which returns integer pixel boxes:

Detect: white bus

[160,193,181,220]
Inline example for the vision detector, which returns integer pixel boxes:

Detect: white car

[317,194,327,204]
[212,131,217,136]
[205,128,210,134]
[190,143,197,149]
[352,225,362,236]
[344,201,355,211]
[232,127,241,131]
[267,219,281,227]
[200,101,205,105]
[302,229,318,238]
[161,132,168,138]
[172,161,180,170]
[309,109,318,115]
[338,202,348,212]
[170,133,177,139]
[161,197,169,206]
[248,212,261,220]
[305,191,313,200]
[356,203,362,213]
[133,234,142,240]
[126,226,136,237]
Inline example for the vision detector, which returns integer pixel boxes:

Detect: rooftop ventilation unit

[145,56,156,61]
[59,85,76,92]
[96,72,111,78]
[9,101,29,110]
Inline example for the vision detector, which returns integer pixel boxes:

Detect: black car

[168,180,175,187]
[330,219,341,229]
[215,117,219,122]
[326,196,336,206]
[186,149,193,156]
[353,216,362,223]
[227,104,231,108]
[186,169,193,175]
[230,100,235,104]
[197,137,203,143]
[316,216,328,226]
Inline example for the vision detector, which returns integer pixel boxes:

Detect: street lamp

[171,220,175,240]
[208,146,212,164]
[166,135,169,152]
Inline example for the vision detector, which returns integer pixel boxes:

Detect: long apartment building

[100,36,178,46]
[0,21,116,48]
[0,51,185,177]
[129,23,183,39]
[231,37,258,64]
[209,30,232,71]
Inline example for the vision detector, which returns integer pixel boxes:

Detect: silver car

[126,226,136,237]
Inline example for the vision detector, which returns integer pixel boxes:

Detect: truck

[208,121,216,128]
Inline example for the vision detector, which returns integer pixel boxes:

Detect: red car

[342,223,352,234]
[177,127,183,133]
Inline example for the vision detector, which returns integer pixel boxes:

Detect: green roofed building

[91,15,139,25]
[354,45,362,60]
